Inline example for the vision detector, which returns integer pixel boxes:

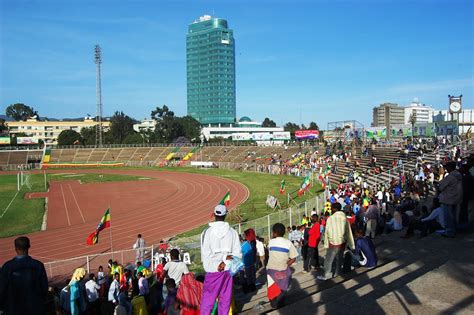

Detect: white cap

[214,205,227,216]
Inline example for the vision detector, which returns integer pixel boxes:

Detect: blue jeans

[442,203,457,237]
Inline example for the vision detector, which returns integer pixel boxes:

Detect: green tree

[284,122,300,139]
[122,133,144,144]
[80,127,96,145]
[57,130,82,145]
[308,121,319,130]
[0,118,6,134]
[5,103,38,121]
[109,111,136,144]
[177,116,202,143]
[262,117,276,127]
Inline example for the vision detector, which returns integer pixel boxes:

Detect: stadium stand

[0,150,43,170]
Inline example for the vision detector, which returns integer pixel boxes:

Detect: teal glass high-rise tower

[187,15,236,125]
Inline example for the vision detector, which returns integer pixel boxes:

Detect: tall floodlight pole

[94,45,103,147]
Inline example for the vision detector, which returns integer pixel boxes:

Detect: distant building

[133,119,156,133]
[404,100,435,124]
[372,103,405,127]
[433,109,474,135]
[6,117,110,145]
[186,15,236,125]
[201,116,285,143]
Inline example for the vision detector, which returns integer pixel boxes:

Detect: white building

[201,116,287,144]
[133,119,156,133]
[433,109,474,135]
[404,99,435,124]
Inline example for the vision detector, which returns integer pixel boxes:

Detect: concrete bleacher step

[238,244,398,314]
[238,225,472,314]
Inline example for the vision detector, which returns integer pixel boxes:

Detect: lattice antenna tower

[94,45,103,147]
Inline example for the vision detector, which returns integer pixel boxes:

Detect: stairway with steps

[237,230,474,314]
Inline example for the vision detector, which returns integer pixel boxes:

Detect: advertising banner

[295,130,319,139]
[413,123,435,137]
[435,121,459,136]
[231,133,251,141]
[272,131,290,140]
[16,137,39,145]
[252,133,272,141]
[0,137,11,145]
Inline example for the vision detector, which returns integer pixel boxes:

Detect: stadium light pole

[94,45,103,148]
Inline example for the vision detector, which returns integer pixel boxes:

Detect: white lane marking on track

[69,184,86,223]
[60,184,71,226]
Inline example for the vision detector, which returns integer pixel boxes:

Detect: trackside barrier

[43,246,154,281]
[171,192,326,272]
[43,192,326,280]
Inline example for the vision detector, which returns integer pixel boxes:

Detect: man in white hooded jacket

[200,204,242,314]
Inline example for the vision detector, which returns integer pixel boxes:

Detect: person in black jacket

[0,236,48,315]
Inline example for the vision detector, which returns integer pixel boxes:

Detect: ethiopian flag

[86,208,111,246]
[279,179,286,194]
[219,192,231,207]
[297,176,311,197]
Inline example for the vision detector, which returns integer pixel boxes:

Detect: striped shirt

[267,237,298,271]
[323,211,355,250]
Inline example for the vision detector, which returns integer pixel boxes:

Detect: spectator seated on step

[346,229,377,271]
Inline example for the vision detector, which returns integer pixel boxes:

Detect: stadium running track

[0,169,249,265]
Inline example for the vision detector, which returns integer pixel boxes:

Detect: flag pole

[109,207,114,259]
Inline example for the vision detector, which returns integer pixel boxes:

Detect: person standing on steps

[438,161,463,237]
[303,214,321,272]
[266,223,298,309]
[200,205,241,315]
[318,203,355,280]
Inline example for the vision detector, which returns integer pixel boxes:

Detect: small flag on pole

[297,176,311,197]
[219,191,231,207]
[279,179,286,194]
[86,208,111,245]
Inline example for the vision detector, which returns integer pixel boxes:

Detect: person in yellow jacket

[131,294,148,315]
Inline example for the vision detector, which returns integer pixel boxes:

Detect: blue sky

[1,0,472,128]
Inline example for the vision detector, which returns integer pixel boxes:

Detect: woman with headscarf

[241,228,257,293]
[69,268,86,315]
[176,273,203,315]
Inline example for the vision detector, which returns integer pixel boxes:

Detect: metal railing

[40,191,326,280]
[43,246,155,281]
[370,136,474,188]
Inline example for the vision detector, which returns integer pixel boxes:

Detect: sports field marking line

[60,184,71,226]
[68,184,86,223]
[0,190,20,219]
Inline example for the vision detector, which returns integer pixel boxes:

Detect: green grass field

[0,172,149,238]
[0,167,322,240]
[158,167,323,237]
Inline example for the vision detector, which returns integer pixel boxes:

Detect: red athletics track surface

[0,170,249,265]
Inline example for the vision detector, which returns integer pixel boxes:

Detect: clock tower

[448,95,462,121]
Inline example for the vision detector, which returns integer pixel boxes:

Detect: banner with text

[252,133,272,141]
[0,137,11,145]
[17,137,39,145]
[231,133,251,141]
[295,130,319,139]
[271,131,291,140]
